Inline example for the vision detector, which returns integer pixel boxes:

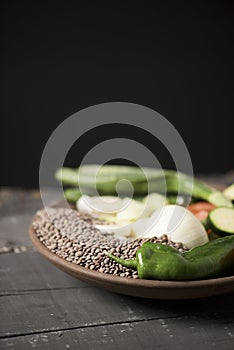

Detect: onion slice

[142,205,208,249]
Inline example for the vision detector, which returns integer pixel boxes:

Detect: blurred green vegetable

[64,188,82,202]
[55,165,233,207]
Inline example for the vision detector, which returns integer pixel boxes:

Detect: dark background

[1,1,234,188]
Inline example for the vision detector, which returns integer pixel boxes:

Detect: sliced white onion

[96,213,117,223]
[76,195,93,214]
[116,194,168,224]
[142,193,168,217]
[77,195,126,214]
[132,218,149,238]
[116,199,147,223]
[142,205,208,249]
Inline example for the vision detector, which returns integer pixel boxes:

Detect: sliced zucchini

[207,207,234,236]
[223,183,234,202]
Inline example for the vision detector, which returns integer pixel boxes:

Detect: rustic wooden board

[0,252,86,294]
[0,214,34,251]
[0,188,42,217]
[0,189,61,252]
[0,316,233,350]
[0,283,182,337]
[1,252,234,338]
[0,188,63,218]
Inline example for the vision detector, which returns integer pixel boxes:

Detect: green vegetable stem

[107,236,234,280]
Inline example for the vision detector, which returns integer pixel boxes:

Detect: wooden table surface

[1,174,234,350]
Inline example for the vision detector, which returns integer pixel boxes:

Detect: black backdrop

[1,1,234,187]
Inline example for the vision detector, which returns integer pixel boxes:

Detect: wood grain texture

[0,286,180,337]
[0,188,42,217]
[0,214,34,251]
[0,252,86,294]
[0,317,233,350]
[1,252,234,338]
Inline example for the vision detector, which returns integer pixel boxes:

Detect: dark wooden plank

[1,244,234,339]
[1,317,233,350]
[0,252,87,294]
[1,286,234,338]
[0,288,181,337]
[0,189,62,252]
[0,188,63,216]
[0,214,34,253]
[0,188,42,217]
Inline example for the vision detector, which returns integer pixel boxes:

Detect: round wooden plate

[29,222,234,299]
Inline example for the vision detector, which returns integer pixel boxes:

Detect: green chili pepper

[107,235,234,280]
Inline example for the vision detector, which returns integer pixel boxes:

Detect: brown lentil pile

[33,208,188,279]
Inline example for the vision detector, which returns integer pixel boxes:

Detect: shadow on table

[121,291,234,321]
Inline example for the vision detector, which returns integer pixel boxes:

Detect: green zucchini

[207,207,234,236]
[56,166,168,196]
[163,172,232,208]
[55,165,233,207]
[223,184,234,203]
